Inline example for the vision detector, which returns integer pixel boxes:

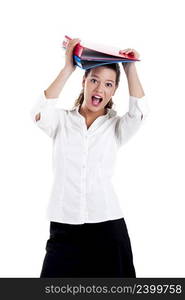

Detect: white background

[0,0,184,277]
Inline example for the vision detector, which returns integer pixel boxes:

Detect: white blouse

[30,91,149,224]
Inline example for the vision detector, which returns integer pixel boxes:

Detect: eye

[91,78,97,83]
[106,82,113,87]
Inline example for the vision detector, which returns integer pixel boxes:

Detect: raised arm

[115,48,149,147]
[35,38,80,122]
[123,62,145,99]
[44,38,81,98]
[30,38,81,137]
[120,48,145,98]
[34,67,73,122]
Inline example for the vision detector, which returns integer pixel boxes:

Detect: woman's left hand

[119,48,140,72]
[119,48,140,59]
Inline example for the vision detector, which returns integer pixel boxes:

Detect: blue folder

[73,55,138,70]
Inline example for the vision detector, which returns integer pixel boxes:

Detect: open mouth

[91,95,103,107]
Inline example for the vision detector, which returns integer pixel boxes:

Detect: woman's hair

[73,63,121,110]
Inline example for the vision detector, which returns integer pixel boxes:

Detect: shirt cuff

[129,95,150,121]
[37,90,60,107]
[30,90,60,123]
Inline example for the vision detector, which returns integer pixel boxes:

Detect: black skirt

[40,217,136,278]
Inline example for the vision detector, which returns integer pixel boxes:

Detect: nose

[95,82,104,93]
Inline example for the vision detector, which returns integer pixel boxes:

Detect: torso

[79,105,108,130]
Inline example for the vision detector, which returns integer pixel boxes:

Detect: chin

[87,99,105,112]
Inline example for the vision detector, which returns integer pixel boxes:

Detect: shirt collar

[69,104,117,118]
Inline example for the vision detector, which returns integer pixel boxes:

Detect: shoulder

[56,106,77,119]
[107,108,118,119]
[57,106,74,113]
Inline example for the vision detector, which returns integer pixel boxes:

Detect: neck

[79,103,107,120]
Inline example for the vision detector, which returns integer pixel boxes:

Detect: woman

[30,38,149,278]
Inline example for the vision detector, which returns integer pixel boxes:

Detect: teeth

[93,96,102,102]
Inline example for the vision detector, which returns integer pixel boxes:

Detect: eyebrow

[90,74,115,83]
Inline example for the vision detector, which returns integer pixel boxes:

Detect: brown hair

[73,63,121,110]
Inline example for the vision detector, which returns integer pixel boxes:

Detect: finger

[124,49,134,53]
[67,38,80,48]
[124,51,135,55]
[119,49,132,52]
[119,49,134,55]
[119,50,129,54]
[66,39,80,53]
[69,38,81,45]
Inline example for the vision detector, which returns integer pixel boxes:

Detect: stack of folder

[62,35,140,70]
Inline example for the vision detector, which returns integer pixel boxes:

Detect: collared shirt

[30,91,150,224]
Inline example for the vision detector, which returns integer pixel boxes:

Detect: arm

[30,38,81,137]
[123,62,145,99]
[35,38,81,121]
[120,48,145,98]
[35,67,73,121]
[115,49,149,147]
[45,37,81,98]
[44,66,74,99]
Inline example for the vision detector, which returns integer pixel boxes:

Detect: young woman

[30,38,149,278]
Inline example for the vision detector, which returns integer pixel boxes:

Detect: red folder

[62,35,139,62]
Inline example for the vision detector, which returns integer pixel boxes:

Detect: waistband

[49,217,127,239]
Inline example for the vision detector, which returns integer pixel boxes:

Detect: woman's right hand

[64,38,81,72]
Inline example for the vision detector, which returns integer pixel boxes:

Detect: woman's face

[82,66,117,113]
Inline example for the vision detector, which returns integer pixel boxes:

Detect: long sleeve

[115,95,150,147]
[30,91,61,138]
